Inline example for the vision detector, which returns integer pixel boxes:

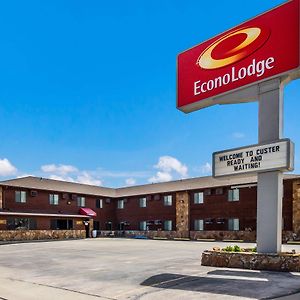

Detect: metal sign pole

[257,78,283,253]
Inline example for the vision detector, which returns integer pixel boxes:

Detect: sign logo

[177,0,300,112]
[197,26,270,70]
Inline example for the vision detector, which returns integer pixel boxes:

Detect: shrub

[234,245,241,252]
[220,245,257,253]
[222,245,241,252]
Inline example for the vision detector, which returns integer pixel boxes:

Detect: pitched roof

[116,174,300,197]
[0,176,116,197]
[0,174,299,198]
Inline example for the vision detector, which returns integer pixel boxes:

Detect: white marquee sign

[213,139,294,177]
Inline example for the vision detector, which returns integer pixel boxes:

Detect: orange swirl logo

[197,26,270,70]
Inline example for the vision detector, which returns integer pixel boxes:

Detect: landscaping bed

[201,246,300,272]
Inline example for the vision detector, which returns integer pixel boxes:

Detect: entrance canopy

[79,208,97,217]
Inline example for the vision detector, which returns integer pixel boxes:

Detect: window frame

[194,192,204,204]
[228,189,240,202]
[15,191,27,203]
[77,196,85,207]
[49,194,59,205]
[117,199,124,209]
[96,199,103,209]
[194,219,204,231]
[139,197,147,208]
[163,195,172,206]
[51,219,73,230]
[164,220,172,231]
[139,221,147,231]
[228,218,240,231]
[7,217,36,230]
[93,221,100,230]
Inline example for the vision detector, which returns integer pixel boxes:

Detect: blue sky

[0,0,298,187]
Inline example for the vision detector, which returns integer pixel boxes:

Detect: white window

[118,199,124,209]
[139,197,147,208]
[96,199,103,209]
[164,220,172,231]
[228,218,239,231]
[194,192,204,204]
[139,221,147,231]
[228,189,239,201]
[77,196,85,207]
[49,194,59,205]
[194,219,204,231]
[164,195,172,206]
[15,191,26,203]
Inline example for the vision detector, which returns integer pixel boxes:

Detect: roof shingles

[0,174,299,198]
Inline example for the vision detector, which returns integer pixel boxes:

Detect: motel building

[0,175,300,242]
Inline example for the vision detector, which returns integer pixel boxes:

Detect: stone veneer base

[0,230,86,241]
[201,250,300,272]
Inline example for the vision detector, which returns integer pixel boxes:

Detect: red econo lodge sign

[177,0,300,113]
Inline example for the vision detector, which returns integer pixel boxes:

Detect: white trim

[231,184,257,189]
[0,212,89,218]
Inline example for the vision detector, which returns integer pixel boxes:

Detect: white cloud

[40,163,102,186]
[125,178,136,186]
[232,132,245,139]
[148,156,188,183]
[41,164,78,175]
[49,174,75,182]
[149,171,173,183]
[201,162,212,175]
[17,174,34,178]
[154,156,188,177]
[0,158,17,176]
[76,171,102,186]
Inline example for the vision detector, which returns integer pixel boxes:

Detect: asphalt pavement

[0,238,300,300]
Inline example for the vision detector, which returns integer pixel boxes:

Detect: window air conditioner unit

[215,188,224,195]
[154,194,160,201]
[204,189,211,196]
[216,218,225,224]
[31,190,38,197]
[205,218,214,225]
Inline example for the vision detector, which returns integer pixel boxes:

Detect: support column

[257,78,283,253]
[175,191,190,238]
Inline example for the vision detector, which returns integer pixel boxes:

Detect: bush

[223,245,234,252]
[222,245,256,252]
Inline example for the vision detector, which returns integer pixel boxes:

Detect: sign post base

[257,171,283,253]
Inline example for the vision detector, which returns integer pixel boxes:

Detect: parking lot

[0,238,300,300]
